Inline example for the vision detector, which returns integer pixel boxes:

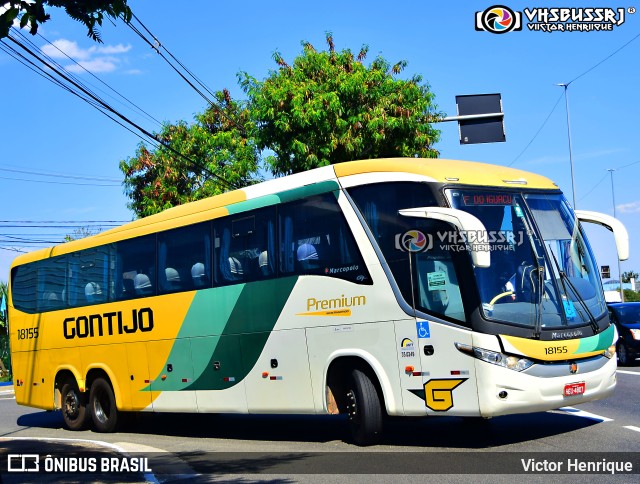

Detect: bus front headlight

[604,344,616,359]
[456,343,534,371]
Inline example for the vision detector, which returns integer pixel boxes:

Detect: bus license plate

[563,382,586,396]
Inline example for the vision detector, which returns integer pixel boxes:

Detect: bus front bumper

[475,354,617,417]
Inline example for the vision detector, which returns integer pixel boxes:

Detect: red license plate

[564,382,586,396]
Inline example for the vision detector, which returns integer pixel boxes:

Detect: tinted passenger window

[158,222,211,293]
[279,193,371,284]
[37,256,67,311]
[11,264,37,313]
[68,246,111,307]
[214,207,276,285]
[115,235,156,300]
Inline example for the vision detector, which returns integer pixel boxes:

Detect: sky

[0,0,638,285]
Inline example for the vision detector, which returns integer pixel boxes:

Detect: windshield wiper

[548,249,599,334]
[517,204,545,339]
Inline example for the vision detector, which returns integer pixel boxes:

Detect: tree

[1,1,131,42]
[238,33,442,176]
[120,89,261,218]
[623,289,640,302]
[120,34,442,216]
[64,226,102,242]
[621,271,639,283]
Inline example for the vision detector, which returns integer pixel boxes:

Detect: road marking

[557,406,613,422]
[616,370,640,376]
[624,426,640,433]
[0,437,159,483]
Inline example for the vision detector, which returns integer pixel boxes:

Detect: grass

[0,374,11,383]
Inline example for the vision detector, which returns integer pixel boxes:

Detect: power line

[510,32,640,167]
[36,32,163,128]
[0,166,120,182]
[567,31,640,86]
[577,172,608,202]
[577,159,640,203]
[3,31,238,191]
[127,13,216,105]
[0,175,119,186]
[508,92,564,167]
[0,220,128,223]
[615,159,640,171]
[0,247,27,253]
[126,13,247,136]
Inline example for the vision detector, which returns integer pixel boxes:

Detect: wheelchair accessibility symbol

[416,320,430,339]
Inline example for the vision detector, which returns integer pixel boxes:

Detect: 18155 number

[545,345,568,355]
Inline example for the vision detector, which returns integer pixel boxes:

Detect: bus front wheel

[61,381,88,431]
[345,368,382,446]
[89,377,119,432]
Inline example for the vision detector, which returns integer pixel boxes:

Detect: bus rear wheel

[89,377,119,433]
[61,381,88,431]
[345,368,382,446]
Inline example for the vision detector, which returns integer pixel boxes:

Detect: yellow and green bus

[7,158,628,444]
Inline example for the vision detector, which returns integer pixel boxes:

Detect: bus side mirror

[574,210,629,261]
[398,207,491,268]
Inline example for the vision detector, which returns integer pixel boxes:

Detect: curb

[0,381,13,387]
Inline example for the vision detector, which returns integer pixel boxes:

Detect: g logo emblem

[424,378,467,411]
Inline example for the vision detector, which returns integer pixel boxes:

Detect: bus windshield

[448,189,606,329]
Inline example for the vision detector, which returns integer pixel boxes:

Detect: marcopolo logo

[476,5,633,34]
[476,5,522,33]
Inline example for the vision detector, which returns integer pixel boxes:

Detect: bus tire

[346,368,382,446]
[89,377,118,433]
[61,381,88,431]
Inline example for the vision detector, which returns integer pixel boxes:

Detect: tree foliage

[120,90,261,218]
[621,271,639,283]
[121,34,442,217]
[238,32,442,176]
[64,226,102,242]
[0,0,131,42]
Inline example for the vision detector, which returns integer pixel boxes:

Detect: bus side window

[37,255,67,311]
[115,235,156,300]
[214,207,276,286]
[278,193,371,284]
[158,222,211,294]
[68,246,111,307]
[11,264,37,313]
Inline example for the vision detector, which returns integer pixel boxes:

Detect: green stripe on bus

[275,180,340,204]
[146,277,298,392]
[186,276,298,391]
[576,324,615,353]
[225,180,340,215]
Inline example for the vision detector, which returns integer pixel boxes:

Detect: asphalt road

[0,366,638,483]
